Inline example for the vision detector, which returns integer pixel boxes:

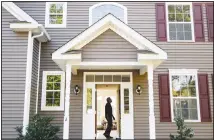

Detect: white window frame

[166,2,195,42]
[41,71,65,111]
[89,2,127,26]
[169,69,201,122]
[45,2,67,28]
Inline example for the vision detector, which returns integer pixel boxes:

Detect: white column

[23,31,33,135]
[147,65,156,139]
[63,64,71,139]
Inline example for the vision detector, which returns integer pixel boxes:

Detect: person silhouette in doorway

[103,97,115,139]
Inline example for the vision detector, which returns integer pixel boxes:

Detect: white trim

[2,2,38,24]
[82,72,134,139]
[165,2,195,42]
[52,14,167,60]
[89,2,127,26]
[35,42,41,114]
[22,31,33,135]
[169,69,201,122]
[41,71,65,111]
[63,64,71,139]
[147,65,156,139]
[45,2,67,28]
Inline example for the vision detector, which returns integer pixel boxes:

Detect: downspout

[23,31,44,135]
[35,41,41,114]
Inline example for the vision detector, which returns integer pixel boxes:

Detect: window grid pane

[171,74,198,120]
[168,4,192,40]
[46,75,61,107]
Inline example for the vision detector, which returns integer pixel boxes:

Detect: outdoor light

[136,85,142,95]
[74,85,80,95]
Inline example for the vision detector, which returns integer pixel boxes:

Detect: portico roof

[52,14,168,74]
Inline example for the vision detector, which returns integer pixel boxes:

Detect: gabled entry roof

[52,14,167,59]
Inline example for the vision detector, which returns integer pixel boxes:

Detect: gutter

[22,31,44,135]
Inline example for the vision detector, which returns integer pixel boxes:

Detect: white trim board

[52,14,167,59]
[2,2,38,24]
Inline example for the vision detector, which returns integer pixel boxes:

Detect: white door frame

[82,72,134,139]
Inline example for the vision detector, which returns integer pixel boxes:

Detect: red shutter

[156,3,167,41]
[193,3,205,42]
[206,3,213,42]
[198,74,211,122]
[159,74,171,122]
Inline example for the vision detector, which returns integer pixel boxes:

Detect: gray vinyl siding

[82,29,137,62]
[14,2,213,139]
[29,39,39,119]
[2,8,28,139]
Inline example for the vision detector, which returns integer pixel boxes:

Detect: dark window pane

[169,24,176,31]
[190,109,198,120]
[188,99,197,108]
[46,92,53,98]
[168,5,175,13]
[47,75,54,82]
[184,24,191,31]
[46,83,53,90]
[184,32,192,40]
[174,108,181,118]
[169,31,176,40]
[176,14,184,21]
[177,32,184,40]
[53,75,61,82]
[173,99,181,109]
[176,24,184,31]
[54,91,60,98]
[183,5,190,14]
[49,4,56,13]
[189,87,196,97]
[122,75,130,82]
[181,100,188,108]
[113,75,121,82]
[56,19,63,24]
[104,75,112,82]
[87,88,92,113]
[176,5,183,13]
[56,4,63,13]
[54,83,61,90]
[53,99,60,106]
[182,108,189,119]
[46,99,53,106]
[124,88,129,114]
[184,14,191,22]
[169,14,175,22]
[95,75,103,82]
[181,86,189,97]
[86,75,94,82]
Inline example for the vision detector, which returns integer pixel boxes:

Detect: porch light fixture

[74,85,80,95]
[136,85,142,95]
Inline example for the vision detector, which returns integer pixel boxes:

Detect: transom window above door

[166,3,194,41]
[45,2,67,28]
[89,2,127,25]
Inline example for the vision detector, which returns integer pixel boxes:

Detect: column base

[149,115,156,139]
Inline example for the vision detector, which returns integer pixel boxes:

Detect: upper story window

[166,3,194,41]
[169,69,200,122]
[41,71,65,111]
[89,2,127,26]
[45,2,67,28]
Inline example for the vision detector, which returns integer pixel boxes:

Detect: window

[169,69,200,122]
[86,88,92,113]
[166,3,194,41]
[45,2,67,28]
[89,2,127,25]
[124,88,129,114]
[41,71,65,111]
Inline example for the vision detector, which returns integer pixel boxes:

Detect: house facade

[2,1,213,139]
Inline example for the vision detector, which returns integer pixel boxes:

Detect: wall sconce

[74,85,80,95]
[136,85,142,95]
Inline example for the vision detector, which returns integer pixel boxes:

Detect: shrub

[15,114,60,140]
[170,116,194,140]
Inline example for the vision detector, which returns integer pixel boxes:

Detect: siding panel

[2,8,28,139]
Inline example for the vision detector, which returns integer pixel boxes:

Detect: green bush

[15,114,60,140]
[170,116,194,140]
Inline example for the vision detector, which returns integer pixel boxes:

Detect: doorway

[82,72,134,139]
[96,84,120,139]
